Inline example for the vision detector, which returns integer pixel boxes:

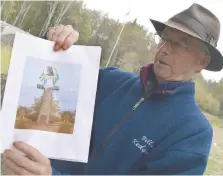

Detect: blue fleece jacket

[49,65,213,175]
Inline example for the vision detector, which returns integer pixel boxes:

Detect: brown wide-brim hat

[150,3,223,72]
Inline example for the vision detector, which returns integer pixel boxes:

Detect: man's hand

[2,141,52,175]
[47,24,79,51]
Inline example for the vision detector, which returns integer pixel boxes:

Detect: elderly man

[2,3,223,175]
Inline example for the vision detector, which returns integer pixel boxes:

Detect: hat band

[172,14,217,47]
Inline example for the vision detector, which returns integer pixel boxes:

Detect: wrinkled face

[154,27,210,82]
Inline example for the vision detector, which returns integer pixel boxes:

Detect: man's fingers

[3,144,52,175]
[2,163,16,175]
[47,25,65,42]
[46,24,79,51]
[62,31,79,50]
[3,148,40,173]
[46,27,56,41]
[13,141,48,164]
[53,24,65,42]
[55,25,73,49]
[3,157,32,175]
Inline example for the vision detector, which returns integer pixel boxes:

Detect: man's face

[154,27,209,82]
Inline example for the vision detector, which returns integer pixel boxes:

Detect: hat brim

[150,19,223,72]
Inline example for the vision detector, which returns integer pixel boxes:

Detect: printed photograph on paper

[14,57,81,134]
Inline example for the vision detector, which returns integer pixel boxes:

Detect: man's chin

[154,64,171,81]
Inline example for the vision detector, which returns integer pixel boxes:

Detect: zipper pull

[132,97,145,111]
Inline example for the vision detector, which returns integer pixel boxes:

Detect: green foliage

[1,46,12,74]
[204,113,223,175]
[195,79,220,116]
[1,0,222,117]
[31,97,42,112]
[117,51,140,73]
[194,74,223,117]
[206,79,223,116]
[1,1,154,68]
[61,110,75,123]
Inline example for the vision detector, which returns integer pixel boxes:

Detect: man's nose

[159,40,172,55]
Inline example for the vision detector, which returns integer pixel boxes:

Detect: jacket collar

[140,63,194,98]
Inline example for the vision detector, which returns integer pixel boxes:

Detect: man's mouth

[157,60,169,66]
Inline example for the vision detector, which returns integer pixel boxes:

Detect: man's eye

[180,42,187,48]
[174,41,185,47]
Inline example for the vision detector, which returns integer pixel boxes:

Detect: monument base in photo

[37,84,60,91]
[36,85,60,125]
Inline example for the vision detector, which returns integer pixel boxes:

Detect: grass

[1,45,12,74]
[204,113,223,175]
[210,118,223,128]
[54,121,74,126]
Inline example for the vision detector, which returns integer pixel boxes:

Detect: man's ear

[197,54,210,72]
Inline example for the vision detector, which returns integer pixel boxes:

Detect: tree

[117,51,140,73]
[1,0,222,119]
[31,97,42,113]
[1,1,13,22]
[61,111,75,123]
[0,0,6,15]
[12,1,30,26]
[53,1,72,27]
[39,1,59,36]
[2,1,21,24]
[195,78,220,116]
[18,3,31,28]
[16,106,27,119]
[205,79,223,116]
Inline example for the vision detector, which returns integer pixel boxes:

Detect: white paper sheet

[0,32,101,163]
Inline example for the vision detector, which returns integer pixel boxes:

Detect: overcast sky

[82,0,223,82]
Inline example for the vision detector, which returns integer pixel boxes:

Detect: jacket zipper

[85,67,156,172]
[92,67,152,158]
[95,97,145,157]
[86,97,145,173]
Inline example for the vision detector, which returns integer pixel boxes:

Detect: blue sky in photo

[17,56,82,111]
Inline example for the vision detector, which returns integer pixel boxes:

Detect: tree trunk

[19,4,31,28]
[0,0,6,15]
[39,1,58,37]
[4,1,12,22]
[12,1,28,26]
[54,1,72,26]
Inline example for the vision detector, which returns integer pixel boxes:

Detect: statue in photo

[39,66,59,90]
[36,66,60,125]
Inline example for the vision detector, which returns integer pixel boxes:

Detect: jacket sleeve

[95,67,136,105]
[51,166,80,175]
[51,167,62,175]
[50,159,86,175]
[131,125,213,175]
[42,31,48,39]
